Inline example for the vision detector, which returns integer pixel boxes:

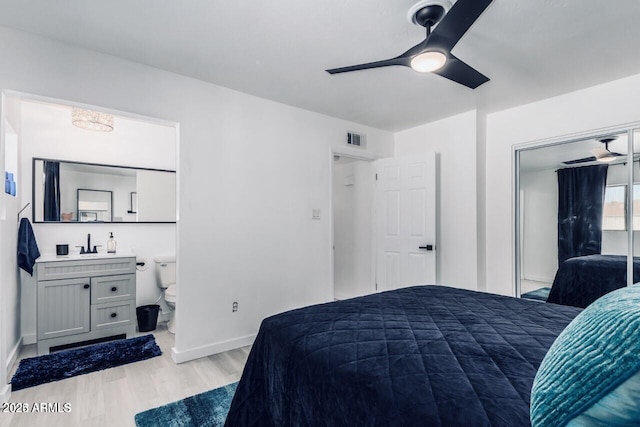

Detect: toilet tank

[154,256,176,288]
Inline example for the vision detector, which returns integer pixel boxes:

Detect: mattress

[225,286,580,426]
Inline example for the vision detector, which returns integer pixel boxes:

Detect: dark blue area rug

[11,334,161,391]
[522,286,551,302]
[135,382,237,427]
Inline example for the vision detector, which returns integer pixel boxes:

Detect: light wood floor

[1,324,250,427]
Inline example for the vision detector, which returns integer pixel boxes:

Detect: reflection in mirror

[33,158,176,223]
[517,131,637,309]
[77,189,112,222]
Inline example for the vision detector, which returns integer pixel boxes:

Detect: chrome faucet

[76,233,99,254]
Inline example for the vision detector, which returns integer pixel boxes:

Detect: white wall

[0,26,394,365]
[394,110,479,290]
[332,160,375,300]
[520,168,558,283]
[486,73,640,296]
[0,95,22,400]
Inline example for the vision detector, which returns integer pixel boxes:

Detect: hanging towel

[17,218,40,276]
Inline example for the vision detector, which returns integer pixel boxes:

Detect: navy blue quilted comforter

[547,254,640,308]
[225,286,580,427]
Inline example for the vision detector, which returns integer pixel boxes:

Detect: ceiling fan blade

[562,157,597,165]
[326,57,408,74]
[426,0,493,52]
[432,54,489,89]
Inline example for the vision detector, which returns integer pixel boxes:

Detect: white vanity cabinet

[36,256,137,354]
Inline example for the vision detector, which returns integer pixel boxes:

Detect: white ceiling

[519,132,640,172]
[1,0,640,131]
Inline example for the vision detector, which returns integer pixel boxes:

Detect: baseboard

[6,337,22,378]
[171,334,256,364]
[22,333,36,346]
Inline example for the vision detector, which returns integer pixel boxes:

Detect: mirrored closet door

[515,127,639,308]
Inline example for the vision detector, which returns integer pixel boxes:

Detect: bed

[546,254,640,308]
[224,285,581,426]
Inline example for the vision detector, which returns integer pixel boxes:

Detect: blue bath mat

[135,382,237,427]
[11,334,161,391]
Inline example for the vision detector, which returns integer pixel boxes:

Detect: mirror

[33,158,176,223]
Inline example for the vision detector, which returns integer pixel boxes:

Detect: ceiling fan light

[597,153,617,162]
[410,51,447,73]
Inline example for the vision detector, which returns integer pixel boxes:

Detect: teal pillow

[530,285,640,427]
[568,370,640,426]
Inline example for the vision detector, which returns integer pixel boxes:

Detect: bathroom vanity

[35,254,137,354]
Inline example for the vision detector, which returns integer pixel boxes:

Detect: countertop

[37,251,136,263]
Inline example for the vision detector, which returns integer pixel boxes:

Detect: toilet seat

[165,285,177,303]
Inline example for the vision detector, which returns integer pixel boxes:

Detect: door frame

[0,90,181,387]
[329,147,379,301]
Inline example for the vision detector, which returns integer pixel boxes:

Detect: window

[603,184,640,231]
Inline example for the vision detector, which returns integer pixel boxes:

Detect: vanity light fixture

[71,108,114,132]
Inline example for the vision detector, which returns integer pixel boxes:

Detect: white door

[375,153,436,291]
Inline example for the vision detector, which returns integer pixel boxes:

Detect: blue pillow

[530,285,640,426]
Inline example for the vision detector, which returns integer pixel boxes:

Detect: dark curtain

[557,164,608,264]
[43,161,60,221]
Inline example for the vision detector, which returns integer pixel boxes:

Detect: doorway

[331,151,437,300]
[332,154,376,300]
[0,91,180,400]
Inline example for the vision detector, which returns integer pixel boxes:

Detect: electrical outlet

[232,301,238,312]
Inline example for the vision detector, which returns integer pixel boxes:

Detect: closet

[515,127,640,307]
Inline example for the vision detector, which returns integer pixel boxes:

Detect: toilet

[154,256,177,334]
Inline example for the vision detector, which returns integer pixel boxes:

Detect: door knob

[418,245,434,251]
[83,284,90,289]
[110,313,117,318]
[111,286,118,292]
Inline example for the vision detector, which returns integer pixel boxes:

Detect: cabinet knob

[111,286,118,292]
[110,313,117,318]
[83,284,90,289]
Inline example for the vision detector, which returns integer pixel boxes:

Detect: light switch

[312,209,321,220]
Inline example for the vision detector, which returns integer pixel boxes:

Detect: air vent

[347,132,365,148]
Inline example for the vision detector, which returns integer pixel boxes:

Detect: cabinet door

[37,278,91,340]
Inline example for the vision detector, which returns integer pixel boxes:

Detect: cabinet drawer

[37,257,136,281]
[91,274,135,304]
[91,301,134,331]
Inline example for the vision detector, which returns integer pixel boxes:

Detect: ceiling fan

[563,136,625,165]
[325,0,493,89]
